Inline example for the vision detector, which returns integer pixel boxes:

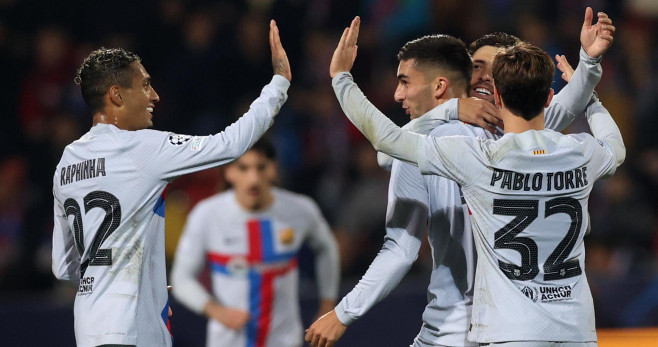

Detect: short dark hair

[397,34,472,91]
[492,42,554,120]
[75,47,141,112]
[248,138,276,160]
[468,32,520,55]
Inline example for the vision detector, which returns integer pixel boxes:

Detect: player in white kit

[170,139,340,347]
[51,20,291,347]
[327,17,625,347]
[306,8,614,347]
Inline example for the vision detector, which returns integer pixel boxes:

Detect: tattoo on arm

[273,57,287,76]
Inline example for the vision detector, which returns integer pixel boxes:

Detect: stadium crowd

[0,0,656,331]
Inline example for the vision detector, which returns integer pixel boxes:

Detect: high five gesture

[270,19,292,81]
[330,16,361,78]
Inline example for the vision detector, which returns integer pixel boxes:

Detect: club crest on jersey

[279,228,295,245]
[168,134,192,146]
[78,276,95,295]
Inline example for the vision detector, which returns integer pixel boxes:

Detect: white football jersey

[332,70,624,343]
[51,75,289,347]
[417,129,618,343]
[170,187,339,347]
[333,46,605,346]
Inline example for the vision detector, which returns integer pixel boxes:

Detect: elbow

[615,145,626,168]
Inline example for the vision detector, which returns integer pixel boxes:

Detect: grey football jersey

[52,75,288,347]
[332,69,624,343]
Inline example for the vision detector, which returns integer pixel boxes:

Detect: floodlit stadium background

[0,0,656,345]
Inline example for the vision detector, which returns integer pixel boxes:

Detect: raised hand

[580,7,615,58]
[330,16,361,78]
[305,310,347,347]
[555,54,574,82]
[269,19,291,81]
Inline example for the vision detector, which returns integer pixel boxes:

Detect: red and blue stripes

[207,219,297,347]
[153,185,170,217]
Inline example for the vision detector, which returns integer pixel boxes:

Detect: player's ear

[225,164,236,184]
[494,86,503,108]
[109,85,124,106]
[433,76,449,99]
[544,88,554,108]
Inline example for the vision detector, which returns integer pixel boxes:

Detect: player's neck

[93,112,120,128]
[236,191,274,212]
[500,108,545,134]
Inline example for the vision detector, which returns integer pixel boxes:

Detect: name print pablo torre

[490,166,588,192]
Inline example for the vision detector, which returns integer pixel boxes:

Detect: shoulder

[428,121,491,138]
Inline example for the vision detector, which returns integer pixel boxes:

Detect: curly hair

[468,32,520,55]
[75,47,141,112]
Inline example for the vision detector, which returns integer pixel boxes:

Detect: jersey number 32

[493,197,582,281]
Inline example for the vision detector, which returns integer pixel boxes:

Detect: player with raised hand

[327,15,624,347]
[308,8,615,346]
[52,19,290,347]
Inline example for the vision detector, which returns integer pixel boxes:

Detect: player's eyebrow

[473,59,487,65]
[397,73,409,80]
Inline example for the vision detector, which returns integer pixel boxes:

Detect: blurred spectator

[333,142,389,276]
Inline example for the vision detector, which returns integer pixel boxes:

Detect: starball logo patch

[168,134,192,146]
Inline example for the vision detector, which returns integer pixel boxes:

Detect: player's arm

[586,99,625,176]
[377,99,461,171]
[333,70,421,165]
[170,206,214,314]
[127,20,291,181]
[170,204,249,330]
[51,187,80,282]
[303,199,341,319]
[306,161,428,347]
[330,18,421,167]
[545,7,614,131]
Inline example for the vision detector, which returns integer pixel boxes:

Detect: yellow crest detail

[532,150,546,155]
[279,228,295,245]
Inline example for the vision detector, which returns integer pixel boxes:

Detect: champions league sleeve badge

[168,134,192,146]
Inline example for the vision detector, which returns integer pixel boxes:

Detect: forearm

[377,99,457,170]
[170,259,213,314]
[332,72,421,165]
[587,100,625,167]
[545,47,602,131]
[335,236,418,325]
[214,75,289,159]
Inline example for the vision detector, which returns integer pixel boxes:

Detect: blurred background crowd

[0,0,657,341]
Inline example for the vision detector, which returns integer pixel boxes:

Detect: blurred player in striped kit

[170,138,340,347]
[52,20,290,347]
[307,7,615,347]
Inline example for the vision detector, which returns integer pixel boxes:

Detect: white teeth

[147,107,154,112]
[475,88,492,95]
